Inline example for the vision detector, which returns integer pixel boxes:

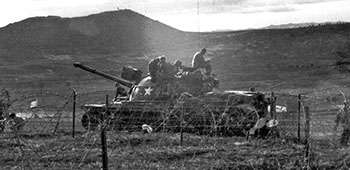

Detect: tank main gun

[73,62,134,88]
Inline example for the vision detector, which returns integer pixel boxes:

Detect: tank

[73,62,274,136]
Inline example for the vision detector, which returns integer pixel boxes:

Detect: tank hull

[80,91,270,136]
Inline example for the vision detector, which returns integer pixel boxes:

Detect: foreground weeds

[0,131,349,170]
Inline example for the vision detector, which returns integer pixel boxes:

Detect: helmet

[201,48,207,54]
[159,56,166,62]
[174,60,182,67]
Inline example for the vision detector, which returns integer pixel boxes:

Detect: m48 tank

[73,62,274,136]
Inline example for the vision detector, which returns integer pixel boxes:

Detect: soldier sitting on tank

[158,59,183,81]
[191,48,212,75]
[173,60,183,74]
[148,56,166,83]
[113,82,128,102]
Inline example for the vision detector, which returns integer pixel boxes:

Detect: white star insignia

[144,87,153,96]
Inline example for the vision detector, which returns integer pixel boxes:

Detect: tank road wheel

[219,106,258,136]
[81,112,100,130]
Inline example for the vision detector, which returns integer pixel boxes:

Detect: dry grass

[1,130,349,170]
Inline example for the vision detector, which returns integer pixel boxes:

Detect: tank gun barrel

[73,62,134,87]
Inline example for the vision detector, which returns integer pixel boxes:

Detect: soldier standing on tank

[191,48,212,75]
[148,56,166,83]
[334,101,350,146]
[113,82,128,102]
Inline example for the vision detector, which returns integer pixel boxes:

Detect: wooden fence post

[271,92,276,119]
[101,95,109,170]
[298,94,301,142]
[180,100,184,146]
[72,90,76,138]
[304,106,311,167]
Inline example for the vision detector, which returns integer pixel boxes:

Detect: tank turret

[74,62,219,101]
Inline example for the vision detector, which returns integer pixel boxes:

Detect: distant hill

[0,9,196,55]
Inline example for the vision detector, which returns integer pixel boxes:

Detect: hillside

[0,9,350,105]
[205,24,350,89]
[0,9,197,55]
[205,23,350,95]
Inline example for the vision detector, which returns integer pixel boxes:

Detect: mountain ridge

[0,9,195,55]
[262,21,349,30]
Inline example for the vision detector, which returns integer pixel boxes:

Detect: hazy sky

[1,0,350,31]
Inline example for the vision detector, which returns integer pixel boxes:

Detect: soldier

[157,58,184,82]
[113,82,128,102]
[334,101,350,146]
[8,113,25,132]
[173,60,182,73]
[160,60,183,78]
[191,48,212,75]
[148,56,166,83]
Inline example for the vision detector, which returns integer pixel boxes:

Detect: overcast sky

[1,0,350,31]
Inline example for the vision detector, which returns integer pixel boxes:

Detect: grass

[1,130,349,170]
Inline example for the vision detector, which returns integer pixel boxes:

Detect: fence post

[101,95,109,170]
[72,90,76,138]
[271,92,276,119]
[180,100,184,146]
[298,94,301,142]
[304,106,311,167]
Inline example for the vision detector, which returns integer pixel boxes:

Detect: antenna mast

[197,0,200,46]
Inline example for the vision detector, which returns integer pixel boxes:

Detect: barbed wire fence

[273,87,350,169]
[1,87,349,169]
[4,91,73,134]
[0,88,109,169]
